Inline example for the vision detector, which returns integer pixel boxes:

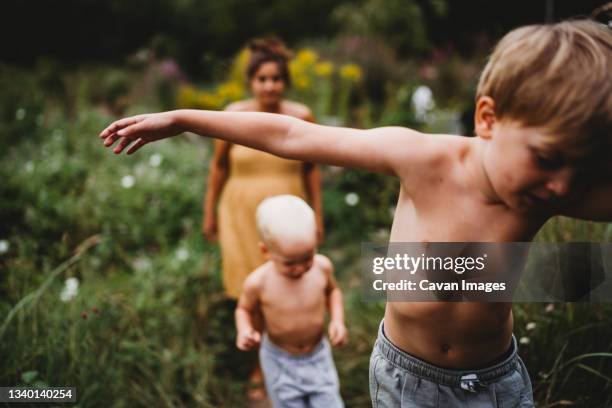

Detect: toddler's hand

[328,320,348,347]
[99,111,184,155]
[236,329,261,351]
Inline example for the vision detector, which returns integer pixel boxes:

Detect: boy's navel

[441,343,450,353]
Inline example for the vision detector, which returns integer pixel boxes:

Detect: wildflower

[412,85,435,120]
[293,75,311,90]
[121,175,135,189]
[177,86,199,108]
[314,62,334,77]
[526,322,536,331]
[176,247,189,262]
[133,257,152,272]
[217,81,244,102]
[25,161,34,173]
[345,192,360,206]
[60,277,79,302]
[81,311,88,320]
[92,307,99,314]
[296,49,318,66]
[0,239,9,254]
[198,92,224,110]
[519,337,530,345]
[545,303,555,313]
[149,154,163,167]
[340,64,363,82]
[15,108,26,121]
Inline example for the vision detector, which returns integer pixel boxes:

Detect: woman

[202,37,323,401]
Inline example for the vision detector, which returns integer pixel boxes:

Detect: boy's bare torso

[255,255,330,354]
[386,135,547,369]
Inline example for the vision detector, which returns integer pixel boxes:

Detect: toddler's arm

[319,255,348,347]
[235,273,262,351]
[100,109,426,175]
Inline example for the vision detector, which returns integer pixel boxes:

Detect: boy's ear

[474,96,497,139]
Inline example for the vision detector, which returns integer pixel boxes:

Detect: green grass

[1,66,611,407]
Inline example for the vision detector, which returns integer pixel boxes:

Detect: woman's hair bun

[248,37,290,60]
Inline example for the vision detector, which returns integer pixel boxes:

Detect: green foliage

[2,59,612,407]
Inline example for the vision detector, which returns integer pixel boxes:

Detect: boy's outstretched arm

[99,109,426,175]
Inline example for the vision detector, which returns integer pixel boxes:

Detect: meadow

[1,47,611,407]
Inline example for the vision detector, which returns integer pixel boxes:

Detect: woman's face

[250,61,286,106]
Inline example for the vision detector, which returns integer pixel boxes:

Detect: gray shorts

[259,334,344,408]
[369,321,534,407]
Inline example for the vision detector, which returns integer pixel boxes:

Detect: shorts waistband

[261,333,328,360]
[374,320,519,388]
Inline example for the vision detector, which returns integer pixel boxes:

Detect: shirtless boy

[100,20,611,407]
[235,195,347,407]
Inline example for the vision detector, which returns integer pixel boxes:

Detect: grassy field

[1,66,611,407]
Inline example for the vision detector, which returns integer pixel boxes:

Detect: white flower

[412,85,435,120]
[176,247,189,262]
[519,336,530,345]
[15,108,26,121]
[0,240,9,254]
[25,161,34,173]
[526,322,537,331]
[545,303,555,313]
[388,206,396,218]
[345,192,360,206]
[60,277,79,302]
[149,153,163,167]
[121,175,135,189]
[133,257,152,272]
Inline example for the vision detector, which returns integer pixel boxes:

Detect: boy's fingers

[113,137,132,154]
[126,138,147,155]
[100,116,141,138]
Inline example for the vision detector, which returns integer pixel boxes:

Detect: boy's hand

[236,329,261,351]
[328,320,348,347]
[99,111,184,155]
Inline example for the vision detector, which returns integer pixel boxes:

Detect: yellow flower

[340,63,363,82]
[198,92,224,109]
[293,75,311,90]
[314,61,334,77]
[229,48,250,83]
[217,81,245,102]
[296,49,318,66]
[177,86,199,108]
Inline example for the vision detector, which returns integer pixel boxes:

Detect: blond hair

[477,20,611,160]
[256,195,316,247]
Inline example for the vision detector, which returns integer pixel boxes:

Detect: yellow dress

[218,144,307,299]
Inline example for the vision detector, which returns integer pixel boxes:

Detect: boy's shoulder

[243,261,273,292]
[390,132,473,190]
[314,254,333,275]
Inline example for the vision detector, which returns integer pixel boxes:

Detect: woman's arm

[202,140,231,241]
[302,163,324,243]
[100,109,426,176]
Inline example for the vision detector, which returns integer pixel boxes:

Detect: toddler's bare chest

[262,272,327,312]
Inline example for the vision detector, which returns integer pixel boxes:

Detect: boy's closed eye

[531,148,565,170]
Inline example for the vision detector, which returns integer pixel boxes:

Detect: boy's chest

[261,270,328,312]
[390,187,544,243]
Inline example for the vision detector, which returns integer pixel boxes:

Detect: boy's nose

[546,168,575,197]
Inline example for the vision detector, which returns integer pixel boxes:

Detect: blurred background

[1,0,611,406]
